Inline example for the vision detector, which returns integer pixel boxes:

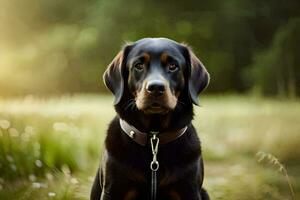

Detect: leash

[150,131,159,200]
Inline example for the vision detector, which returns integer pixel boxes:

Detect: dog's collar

[119,119,188,146]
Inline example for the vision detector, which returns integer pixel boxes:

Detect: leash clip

[150,132,159,171]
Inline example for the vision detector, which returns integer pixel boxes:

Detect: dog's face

[126,39,187,114]
[103,38,209,114]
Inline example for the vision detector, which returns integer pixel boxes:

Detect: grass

[256,151,295,200]
[0,94,299,199]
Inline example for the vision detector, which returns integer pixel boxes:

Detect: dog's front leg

[100,157,139,200]
[100,179,138,200]
[90,167,102,200]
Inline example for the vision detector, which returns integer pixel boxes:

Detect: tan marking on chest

[124,189,138,200]
[169,190,181,200]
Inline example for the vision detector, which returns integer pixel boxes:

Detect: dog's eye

[167,63,178,72]
[134,63,144,71]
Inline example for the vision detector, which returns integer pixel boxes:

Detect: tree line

[0,0,299,96]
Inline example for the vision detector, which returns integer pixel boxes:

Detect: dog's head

[103,38,209,114]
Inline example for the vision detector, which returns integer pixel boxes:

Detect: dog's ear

[103,44,132,105]
[182,45,210,105]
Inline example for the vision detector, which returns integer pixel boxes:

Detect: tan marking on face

[124,189,138,200]
[161,52,169,63]
[142,52,150,63]
[164,80,178,108]
[132,91,137,97]
[135,78,178,113]
[135,81,148,109]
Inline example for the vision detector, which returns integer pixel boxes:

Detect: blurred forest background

[1,0,300,97]
[0,0,300,200]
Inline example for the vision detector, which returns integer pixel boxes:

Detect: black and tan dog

[91,38,210,200]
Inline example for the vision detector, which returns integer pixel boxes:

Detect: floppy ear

[103,44,132,105]
[184,46,210,105]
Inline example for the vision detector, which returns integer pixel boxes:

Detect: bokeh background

[0,0,299,199]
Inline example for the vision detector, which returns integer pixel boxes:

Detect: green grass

[0,95,299,200]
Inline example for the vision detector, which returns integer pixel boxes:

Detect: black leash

[150,132,159,200]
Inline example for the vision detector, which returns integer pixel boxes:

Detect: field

[0,95,299,200]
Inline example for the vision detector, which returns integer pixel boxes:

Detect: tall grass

[257,151,295,200]
[0,95,299,199]
[0,119,97,180]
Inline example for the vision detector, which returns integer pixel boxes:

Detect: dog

[91,38,210,200]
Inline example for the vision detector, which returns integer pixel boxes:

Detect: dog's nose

[146,80,165,95]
